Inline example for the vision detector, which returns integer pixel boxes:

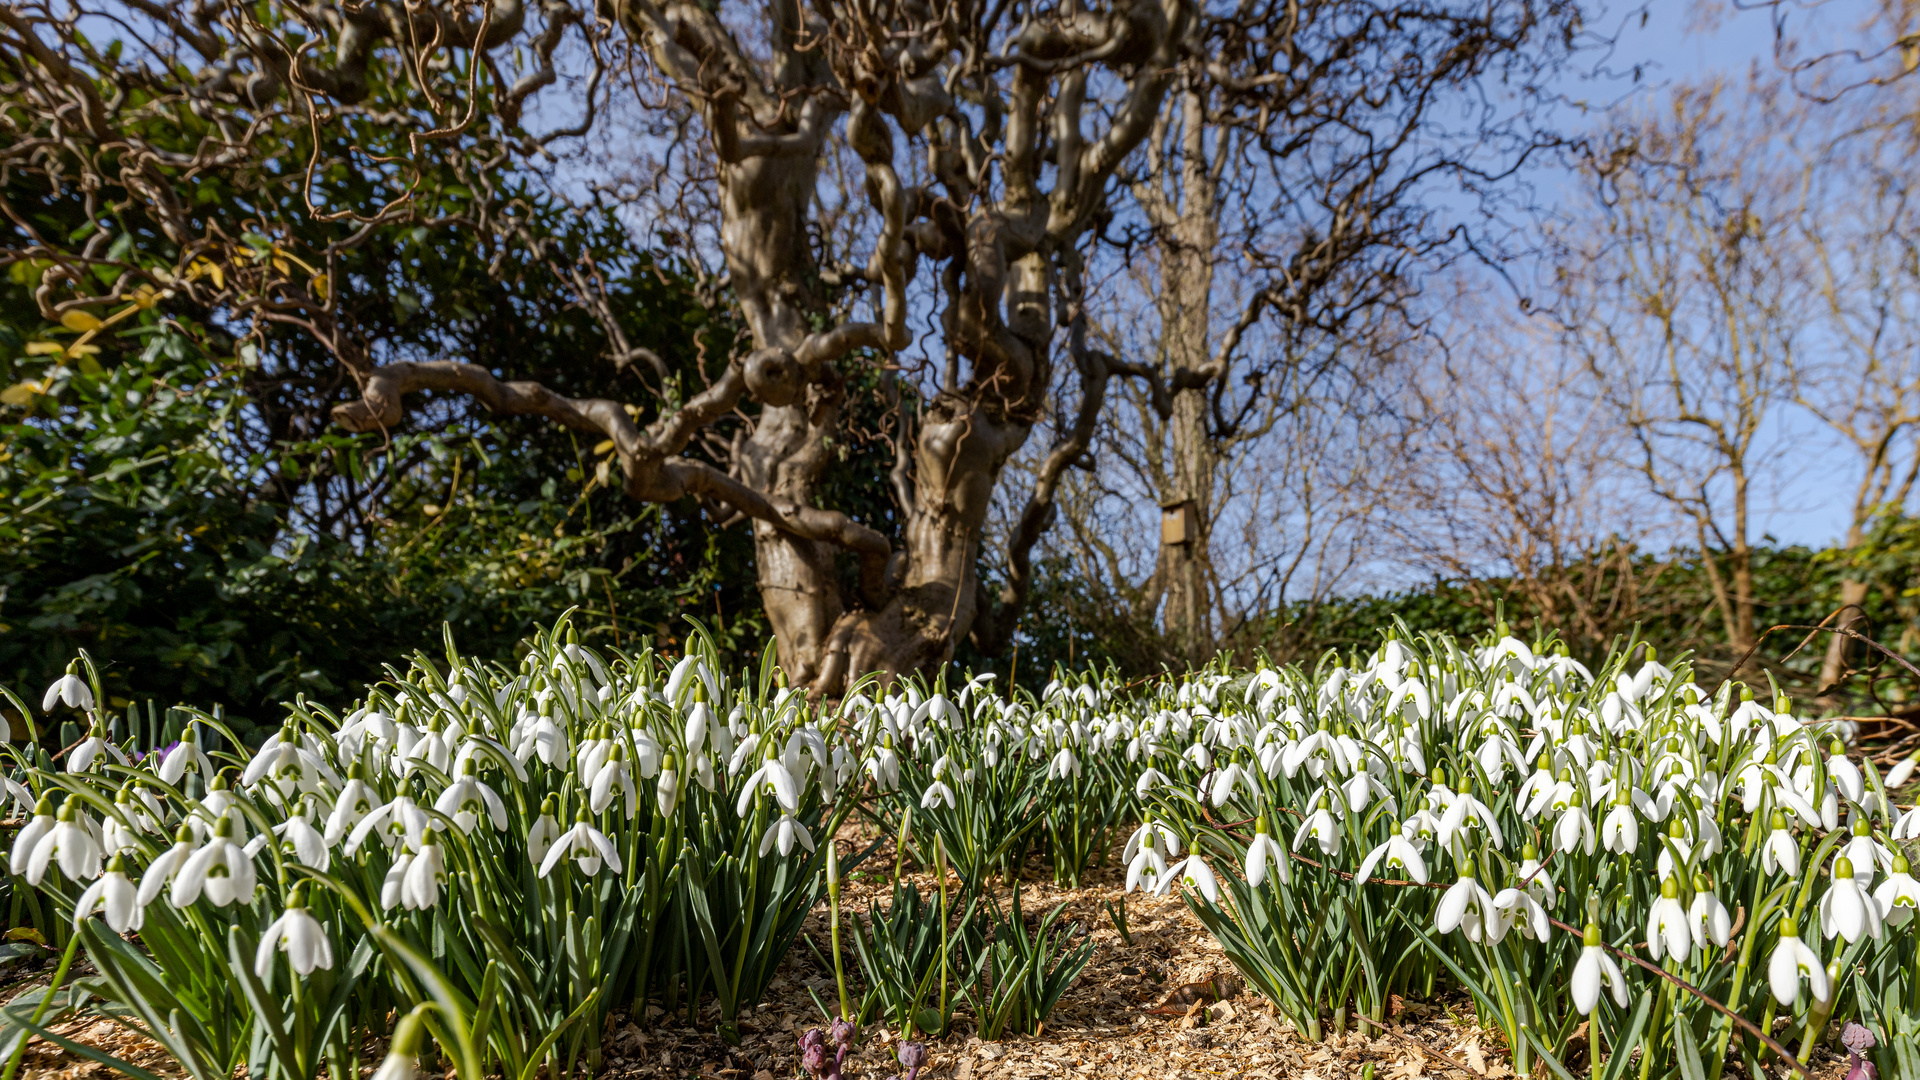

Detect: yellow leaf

[593,439,615,456]
[133,285,160,309]
[209,264,225,289]
[24,342,64,356]
[60,309,103,332]
[310,274,329,300]
[65,343,101,358]
[272,256,290,275]
[0,381,43,406]
[4,927,46,946]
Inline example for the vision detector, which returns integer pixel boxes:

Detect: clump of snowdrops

[2,620,874,1080]
[1117,626,1920,1080]
[6,616,1920,1080]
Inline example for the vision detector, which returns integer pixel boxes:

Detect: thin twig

[1351,1012,1479,1075]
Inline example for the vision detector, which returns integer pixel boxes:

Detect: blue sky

[1552,1,1880,549]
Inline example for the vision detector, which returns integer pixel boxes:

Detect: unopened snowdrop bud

[1768,920,1829,1007]
[1571,922,1628,1014]
[527,795,561,864]
[658,753,681,819]
[373,1007,429,1080]
[826,842,839,899]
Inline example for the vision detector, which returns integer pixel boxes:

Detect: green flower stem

[0,928,82,1080]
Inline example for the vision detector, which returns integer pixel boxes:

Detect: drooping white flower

[26,801,102,886]
[1873,855,1920,926]
[1162,840,1219,904]
[43,671,94,713]
[1600,798,1639,856]
[254,887,334,982]
[1645,877,1690,962]
[9,797,55,877]
[1761,812,1800,877]
[346,796,433,855]
[758,813,815,858]
[398,844,444,910]
[538,813,623,878]
[527,797,562,864]
[135,825,199,908]
[919,780,956,811]
[1767,921,1829,1007]
[1354,835,1428,886]
[1435,874,1503,943]
[435,764,509,834]
[322,770,378,845]
[1688,878,1732,951]
[67,730,128,775]
[1245,819,1289,888]
[1292,797,1341,858]
[1819,857,1883,943]
[171,813,256,908]
[72,854,142,934]
[737,753,800,815]
[1123,822,1179,894]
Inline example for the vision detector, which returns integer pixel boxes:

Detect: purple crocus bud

[1844,1022,1880,1080]
[830,1017,856,1049]
[896,1041,928,1080]
[798,1028,828,1077]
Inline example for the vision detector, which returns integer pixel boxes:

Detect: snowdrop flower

[1134,767,1168,799]
[136,825,199,907]
[920,779,956,811]
[251,810,331,871]
[67,727,128,775]
[435,762,509,833]
[171,813,256,908]
[1645,877,1691,962]
[1600,793,1639,856]
[397,844,444,910]
[324,766,379,845]
[1162,840,1219,904]
[538,811,623,878]
[43,669,94,713]
[254,886,333,982]
[1209,762,1245,808]
[347,796,433,855]
[758,813,815,858]
[589,744,638,817]
[1872,854,1920,926]
[1688,875,1732,951]
[1123,823,1178,893]
[1355,835,1428,886]
[1886,754,1917,790]
[1761,811,1800,877]
[1768,920,1829,1007]
[1292,796,1341,858]
[526,796,562,865]
[1436,873,1503,943]
[867,743,901,790]
[1896,804,1920,841]
[9,796,55,877]
[657,754,682,819]
[380,851,414,910]
[26,800,102,886]
[1491,879,1550,941]
[1245,817,1289,888]
[72,854,141,934]
[1571,923,1630,1014]
[158,728,214,786]
[737,752,800,815]
[1048,745,1081,782]
[1819,857,1883,943]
